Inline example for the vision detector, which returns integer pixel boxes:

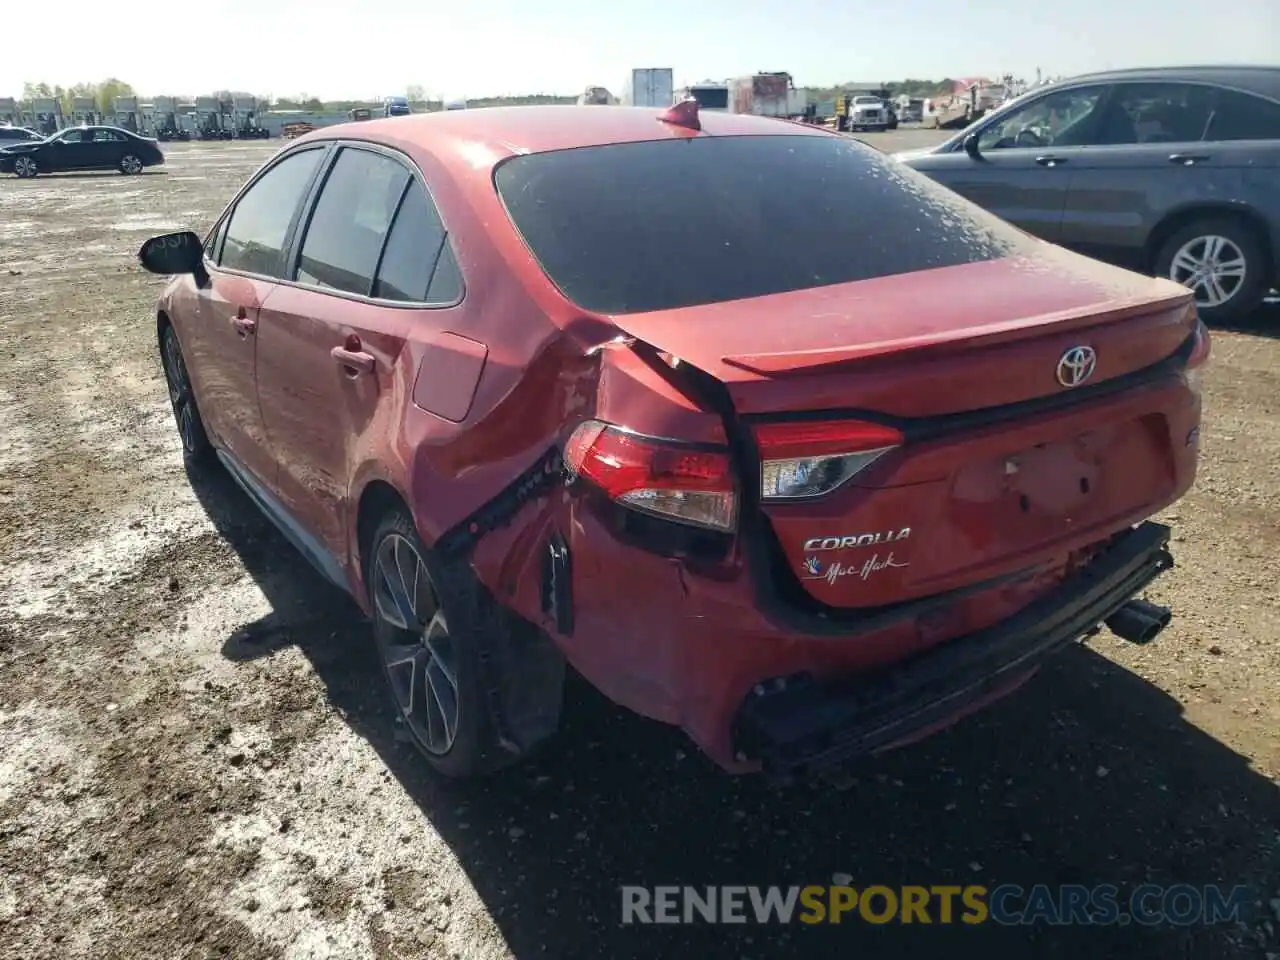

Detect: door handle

[231,307,256,336]
[331,346,375,375]
[1168,153,1210,165]
[1035,155,1068,167]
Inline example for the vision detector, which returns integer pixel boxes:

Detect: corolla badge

[1057,345,1097,388]
[803,528,911,552]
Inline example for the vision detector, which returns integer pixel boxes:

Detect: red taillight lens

[564,420,737,532]
[755,419,904,501]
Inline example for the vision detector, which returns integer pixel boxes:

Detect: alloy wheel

[14,157,36,178]
[161,331,199,452]
[121,154,143,174]
[1168,234,1246,309]
[372,533,460,756]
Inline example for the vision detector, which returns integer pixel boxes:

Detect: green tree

[95,78,134,115]
[22,81,53,99]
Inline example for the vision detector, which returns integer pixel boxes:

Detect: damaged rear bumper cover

[733,521,1174,781]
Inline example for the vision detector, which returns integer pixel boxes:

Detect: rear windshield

[495,134,1028,315]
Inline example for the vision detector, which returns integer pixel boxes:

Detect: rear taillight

[564,420,737,531]
[755,420,904,500]
[1183,319,1210,395]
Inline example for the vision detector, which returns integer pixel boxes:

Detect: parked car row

[898,65,1280,322]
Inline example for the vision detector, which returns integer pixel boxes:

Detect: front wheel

[1155,219,1268,324]
[120,153,144,174]
[366,510,518,779]
[13,156,37,178]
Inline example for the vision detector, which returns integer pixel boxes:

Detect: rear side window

[221,148,324,277]
[1206,89,1280,141]
[495,135,1028,315]
[372,181,462,304]
[1095,83,1215,144]
[296,147,410,295]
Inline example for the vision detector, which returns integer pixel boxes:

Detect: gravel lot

[1,132,1277,960]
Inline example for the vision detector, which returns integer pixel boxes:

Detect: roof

[1062,64,1280,101]
[300,104,832,163]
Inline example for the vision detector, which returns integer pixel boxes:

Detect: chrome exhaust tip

[1105,599,1172,645]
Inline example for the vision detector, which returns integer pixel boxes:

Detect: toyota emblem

[1056,345,1097,388]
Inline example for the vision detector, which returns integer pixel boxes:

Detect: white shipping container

[620,68,674,108]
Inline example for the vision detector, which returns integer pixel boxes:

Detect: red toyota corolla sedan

[139,103,1208,782]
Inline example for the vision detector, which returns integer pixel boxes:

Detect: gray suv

[897,66,1280,322]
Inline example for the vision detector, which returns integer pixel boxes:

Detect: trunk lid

[607,248,1195,417]
[606,250,1199,609]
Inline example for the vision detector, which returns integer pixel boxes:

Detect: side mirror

[139,231,208,286]
[963,133,982,159]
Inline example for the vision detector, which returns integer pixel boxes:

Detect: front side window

[977,86,1107,150]
[57,129,85,144]
[1093,83,1215,145]
[204,217,228,261]
[220,148,325,277]
[496,135,1028,315]
[1205,88,1280,141]
[295,147,409,296]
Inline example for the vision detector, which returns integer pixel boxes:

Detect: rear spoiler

[721,292,1193,376]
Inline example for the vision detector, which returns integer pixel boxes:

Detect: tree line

[19,79,136,113]
[13,75,1022,116]
[13,80,577,114]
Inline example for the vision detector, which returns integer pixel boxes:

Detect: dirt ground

[0,133,1277,960]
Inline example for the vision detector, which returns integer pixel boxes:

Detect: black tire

[120,153,144,175]
[1154,218,1268,324]
[160,325,214,468]
[365,508,515,779]
[13,156,37,178]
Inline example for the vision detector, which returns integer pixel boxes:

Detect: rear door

[1057,82,1217,266]
[906,83,1110,242]
[88,127,127,169]
[255,143,464,559]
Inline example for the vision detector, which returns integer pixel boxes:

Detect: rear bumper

[732,521,1173,781]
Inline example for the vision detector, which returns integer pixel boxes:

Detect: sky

[4,0,1278,101]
